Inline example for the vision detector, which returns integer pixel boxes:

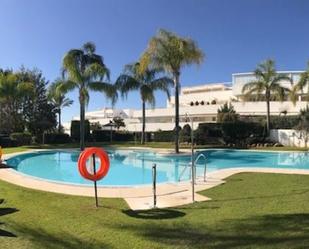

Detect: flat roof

[232,71,304,76]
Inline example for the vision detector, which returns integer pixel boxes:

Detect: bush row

[44,133,71,144]
[240,115,299,129]
[92,130,134,142]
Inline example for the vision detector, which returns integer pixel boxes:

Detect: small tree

[90,122,102,131]
[217,103,238,123]
[112,117,125,130]
[180,124,191,143]
[295,106,309,148]
[48,79,73,133]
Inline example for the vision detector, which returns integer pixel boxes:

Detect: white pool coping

[1,148,309,210]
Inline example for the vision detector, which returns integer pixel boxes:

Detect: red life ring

[78,147,110,181]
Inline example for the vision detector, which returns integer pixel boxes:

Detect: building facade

[63,71,308,134]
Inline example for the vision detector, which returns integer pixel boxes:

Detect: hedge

[44,133,71,144]
[221,121,264,146]
[0,134,16,147]
[92,130,134,142]
[180,124,191,143]
[240,115,299,129]
[270,116,299,129]
[153,130,175,142]
[71,120,90,141]
[10,132,32,146]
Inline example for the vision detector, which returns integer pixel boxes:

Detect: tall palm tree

[48,79,73,133]
[59,42,117,150]
[242,59,291,135]
[116,62,173,144]
[140,29,204,153]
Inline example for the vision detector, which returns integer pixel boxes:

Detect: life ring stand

[78,147,110,181]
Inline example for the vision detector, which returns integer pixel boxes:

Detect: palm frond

[149,76,173,100]
[61,97,74,108]
[270,84,289,101]
[57,80,78,96]
[140,84,155,108]
[242,81,265,94]
[140,29,204,74]
[289,85,299,105]
[115,74,141,98]
[88,81,118,105]
[84,63,110,81]
[83,42,96,54]
[271,73,292,86]
[296,71,309,91]
[62,49,84,83]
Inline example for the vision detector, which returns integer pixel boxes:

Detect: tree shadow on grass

[111,213,309,248]
[0,199,18,237]
[122,208,186,220]
[9,223,113,249]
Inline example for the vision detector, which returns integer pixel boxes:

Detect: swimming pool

[6,149,309,186]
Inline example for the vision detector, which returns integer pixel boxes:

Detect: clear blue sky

[0,0,308,122]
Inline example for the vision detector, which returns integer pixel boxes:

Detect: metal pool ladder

[178,153,207,182]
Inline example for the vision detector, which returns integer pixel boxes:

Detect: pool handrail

[178,153,207,182]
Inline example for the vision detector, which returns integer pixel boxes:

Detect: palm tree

[48,79,73,133]
[290,61,309,104]
[116,62,173,144]
[242,59,291,135]
[59,42,117,150]
[140,29,204,153]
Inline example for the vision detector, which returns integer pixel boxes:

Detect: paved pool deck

[1,149,309,210]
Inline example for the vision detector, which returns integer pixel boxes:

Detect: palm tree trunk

[80,97,85,151]
[58,108,61,133]
[173,72,180,153]
[141,101,146,144]
[266,91,271,136]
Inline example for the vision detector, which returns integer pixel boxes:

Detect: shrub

[44,133,71,144]
[180,124,191,143]
[0,134,16,147]
[240,115,299,129]
[92,130,134,142]
[217,103,239,123]
[270,115,299,129]
[92,130,111,142]
[114,132,134,141]
[71,120,90,142]
[10,132,32,146]
[153,130,175,142]
[194,123,222,145]
[221,121,264,146]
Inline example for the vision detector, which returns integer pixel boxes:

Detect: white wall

[168,89,233,107]
[270,129,309,148]
[232,71,304,96]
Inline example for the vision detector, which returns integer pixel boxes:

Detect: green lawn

[1,173,309,248]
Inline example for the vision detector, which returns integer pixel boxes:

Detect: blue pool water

[6,149,309,186]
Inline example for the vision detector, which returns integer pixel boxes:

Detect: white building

[63,71,308,134]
